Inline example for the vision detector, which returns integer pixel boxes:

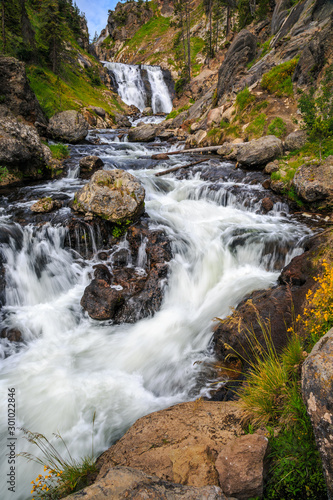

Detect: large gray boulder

[74,169,145,222]
[128,123,156,142]
[217,30,257,102]
[302,328,333,499]
[64,466,226,500]
[217,136,283,168]
[293,156,333,205]
[47,110,89,144]
[284,130,307,151]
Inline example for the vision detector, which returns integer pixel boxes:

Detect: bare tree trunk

[215,17,219,53]
[1,0,6,54]
[209,0,212,58]
[179,10,187,70]
[226,4,231,37]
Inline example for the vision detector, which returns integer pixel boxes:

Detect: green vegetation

[268,117,287,138]
[261,58,298,97]
[48,143,69,160]
[166,104,191,120]
[19,426,98,499]
[124,16,171,52]
[298,66,333,159]
[236,87,255,112]
[112,219,133,238]
[0,166,9,182]
[246,113,266,138]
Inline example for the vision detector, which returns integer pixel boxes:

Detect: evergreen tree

[38,0,66,73]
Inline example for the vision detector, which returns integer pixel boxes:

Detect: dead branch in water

[155,159,207,177]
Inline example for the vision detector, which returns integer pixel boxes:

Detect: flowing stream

[0,129,313,499]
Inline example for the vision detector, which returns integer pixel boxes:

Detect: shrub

[236,87,255,112]
[261,58,298,97]
[268,117,287,138]
[48,144,69,160]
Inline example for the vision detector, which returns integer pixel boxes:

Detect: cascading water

[103,61,173,114]
[0,133,312,500]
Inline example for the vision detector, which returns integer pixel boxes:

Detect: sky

[75,0,118,40]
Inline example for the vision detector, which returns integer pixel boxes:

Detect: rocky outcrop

[271,0,292,35]
[217,30,257,102]
[302,328,333,499]
[0,56,46,126]
[0,106,49,183]
[65,467,226,500]
[97,401,244,487]
[284,130,307,151]
[47,110,89,144]
[79,155,104,179]
[74,169,145,222]
[215,434,269,500]
[80,222,172,323]
[217,136,283,168]
[293,156,333,207]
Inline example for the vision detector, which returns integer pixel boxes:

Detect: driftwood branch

[155,159,207,177]
[151,145,221,160]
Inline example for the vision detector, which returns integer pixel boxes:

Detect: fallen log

[155,159,207,177]
[151,145,221,160]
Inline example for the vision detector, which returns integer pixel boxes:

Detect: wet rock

[261,179,271,189]
[81,279,124,320]
[261,197,274,212]
[215,434,269,500]
[217,30,257,102]
[0,328,22,342]
[79,155,104,179]
[74,169,145,223]
[47,110,89,144]
[142,106,153,116]
[93,264,112,284]
[284,130,307,151]
[97,401,244,487]
[0,56,47,126]
[65,466,226,500]
[293,156,333,206]
[128,124,156,142]
[302,327,333,499]
[30,197,62,213]
[270,179,285,194]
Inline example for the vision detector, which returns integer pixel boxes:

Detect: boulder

[30,197,62,213]
[128,123,156,142]
[81,279,124,320]
[0,106,48,181]
[207,107,224,127]
[114,112,131,128]
[89,106,106,118]
[218,136,283,168]
[217,30,257,102]
[97,401,244,487]
[79,155,104,179]
[143,106,153,116]
[0,328,23,343]
[271,0,292,35]
[264,161,279,174]
[302,328,333,499]
[261,197,274,212]
[74,169,145,222]
[64,467,226,500]
[47,110,89,144]
[284,130,307,151]
[237,136,283,168]
[0,56,46,125]
[293,156,333,205]
[215,434,269,499]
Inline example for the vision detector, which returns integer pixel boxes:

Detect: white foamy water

[0,140,311,499]
[103,62,173,113]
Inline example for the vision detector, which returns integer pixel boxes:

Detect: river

[0,127,312,499]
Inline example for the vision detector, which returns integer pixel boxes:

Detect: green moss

[261,58,298,97]
[268,117,287,138]
[166,104,191,120]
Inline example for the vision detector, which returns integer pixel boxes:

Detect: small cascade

[103,61,173,114]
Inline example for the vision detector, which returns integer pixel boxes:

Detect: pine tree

[38,0,66,73]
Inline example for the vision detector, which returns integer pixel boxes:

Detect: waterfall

[103,61,173,114]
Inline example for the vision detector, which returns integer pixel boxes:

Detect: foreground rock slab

[74,169,145,222]
[217,136,283,168]
[65,466,226,499]
[293,155,333,207]
[215,434,269,500]
[47,110,89,143]
[97,401,244,488]
[302,327,333,499]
